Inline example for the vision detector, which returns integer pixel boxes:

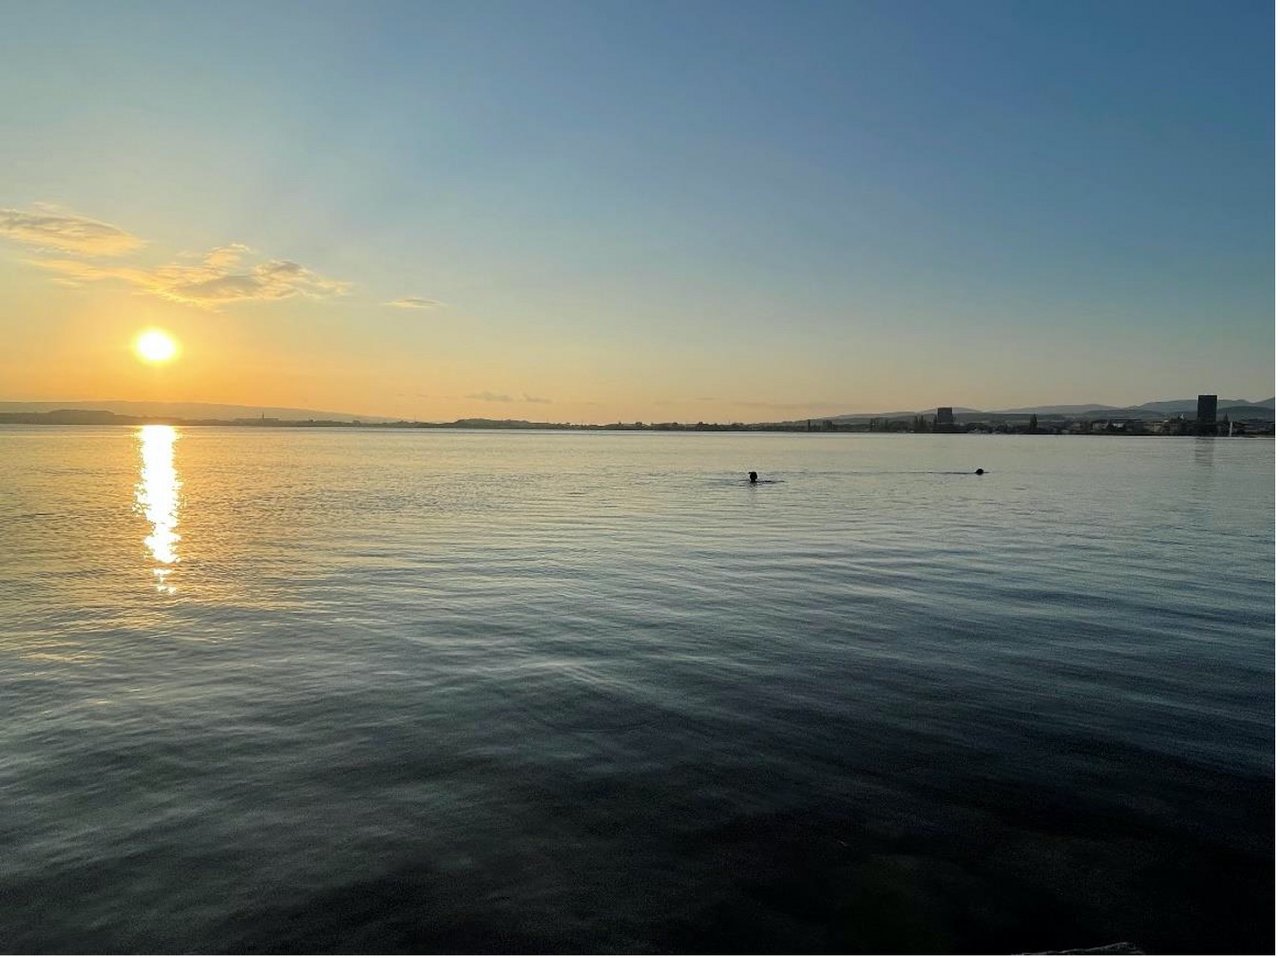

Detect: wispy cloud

[385,296,443,309]
[32,244,350,308]
[0,206,143,256]
[734,400,845,411]
[465,391,553,404]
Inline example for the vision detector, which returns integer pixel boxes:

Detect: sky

[0,0,1273,422]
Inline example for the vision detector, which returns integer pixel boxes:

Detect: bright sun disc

[134,328,179,364]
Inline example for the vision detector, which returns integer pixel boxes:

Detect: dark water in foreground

[1,427,1273,953]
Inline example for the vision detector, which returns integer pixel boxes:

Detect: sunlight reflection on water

[135,425,181,592]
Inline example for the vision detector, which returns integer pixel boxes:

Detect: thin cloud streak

[0,206,143,256]
[465,391,553,404]
[385,297,443,309]
[733,400,847,411]
[657,398,844,411]
[32,244,350,308]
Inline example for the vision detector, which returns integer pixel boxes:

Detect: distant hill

[994,403,1120,415]
[1132,398,1261,414]
[994,398,1269,416]
[822,397,1274,424]
[0,400,396,422]
[1218,404,1275,419]
[829,407,981,422]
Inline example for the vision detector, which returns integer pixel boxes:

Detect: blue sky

[0,0,1272,420]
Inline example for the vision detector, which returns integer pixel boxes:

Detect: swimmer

[748,471,758,484]
[975,468,985,475]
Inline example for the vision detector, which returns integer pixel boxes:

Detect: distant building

[1197,394,1218,422]
[936,407,955,425]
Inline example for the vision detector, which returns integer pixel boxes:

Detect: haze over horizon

[1,0,1272,422]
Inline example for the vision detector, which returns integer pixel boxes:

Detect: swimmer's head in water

[975,468,985,475]
[748,471,758,483]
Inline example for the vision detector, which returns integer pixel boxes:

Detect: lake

[0,426,1272,953]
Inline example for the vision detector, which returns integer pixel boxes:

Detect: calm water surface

[0,427,1273,953]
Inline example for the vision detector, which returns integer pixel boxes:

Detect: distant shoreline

[1,410,1273,437]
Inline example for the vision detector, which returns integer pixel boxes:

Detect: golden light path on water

[135,425,181,593]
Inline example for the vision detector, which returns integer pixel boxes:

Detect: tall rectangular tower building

[1197,394,1218,422]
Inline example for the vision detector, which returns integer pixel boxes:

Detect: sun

[134,328,180,364]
